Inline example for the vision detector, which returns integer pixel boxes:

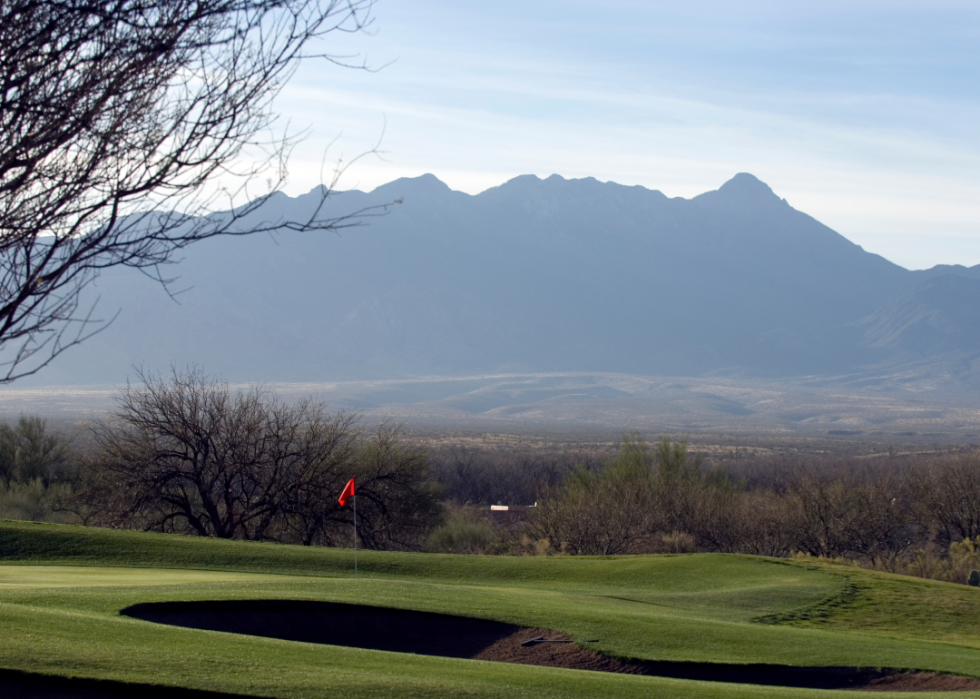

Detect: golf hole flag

[338,478,355,507]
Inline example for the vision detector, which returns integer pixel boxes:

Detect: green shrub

[0,478,74,523]
[425,508,500,555]
[0,414,72,485]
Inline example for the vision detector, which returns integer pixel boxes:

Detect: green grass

[3,519,980,698]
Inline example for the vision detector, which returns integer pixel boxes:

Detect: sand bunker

[119,600,980,692]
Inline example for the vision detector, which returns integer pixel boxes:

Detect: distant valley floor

[3,371,980,448]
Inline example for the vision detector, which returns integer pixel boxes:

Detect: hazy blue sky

[271,1,979,270]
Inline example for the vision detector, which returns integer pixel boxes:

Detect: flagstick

[353,494,358,579]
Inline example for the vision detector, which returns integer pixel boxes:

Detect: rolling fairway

[3,520,980,697]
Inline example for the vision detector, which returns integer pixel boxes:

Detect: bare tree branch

[0,0,388,381]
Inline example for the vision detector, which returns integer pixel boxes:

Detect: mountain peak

[692,173,785,211]
[369,173,453,199]
[717,173,777,198]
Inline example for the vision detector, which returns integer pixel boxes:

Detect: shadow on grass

[0,668,254,699]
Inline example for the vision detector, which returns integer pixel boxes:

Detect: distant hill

[12,172,977,387]
[909,264,980,281]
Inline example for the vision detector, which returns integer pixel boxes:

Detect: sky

[268,0,980,271]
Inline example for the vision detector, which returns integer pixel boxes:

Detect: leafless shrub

[909,454,980,546]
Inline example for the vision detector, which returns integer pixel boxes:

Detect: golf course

[3,519,980,697]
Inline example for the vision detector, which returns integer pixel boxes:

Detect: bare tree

[0,0,382,380]
[913,455,980,545]
[86,368,351,537]
[341,424,443,551]
[81,368,441,548]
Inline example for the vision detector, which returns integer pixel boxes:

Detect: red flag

[338,478,355,507]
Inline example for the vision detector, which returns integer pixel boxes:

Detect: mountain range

[16,172,980,389]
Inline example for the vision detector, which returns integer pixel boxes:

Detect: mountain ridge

[7,172,976,389]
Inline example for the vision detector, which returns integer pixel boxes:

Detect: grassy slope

[2,520,980,698]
